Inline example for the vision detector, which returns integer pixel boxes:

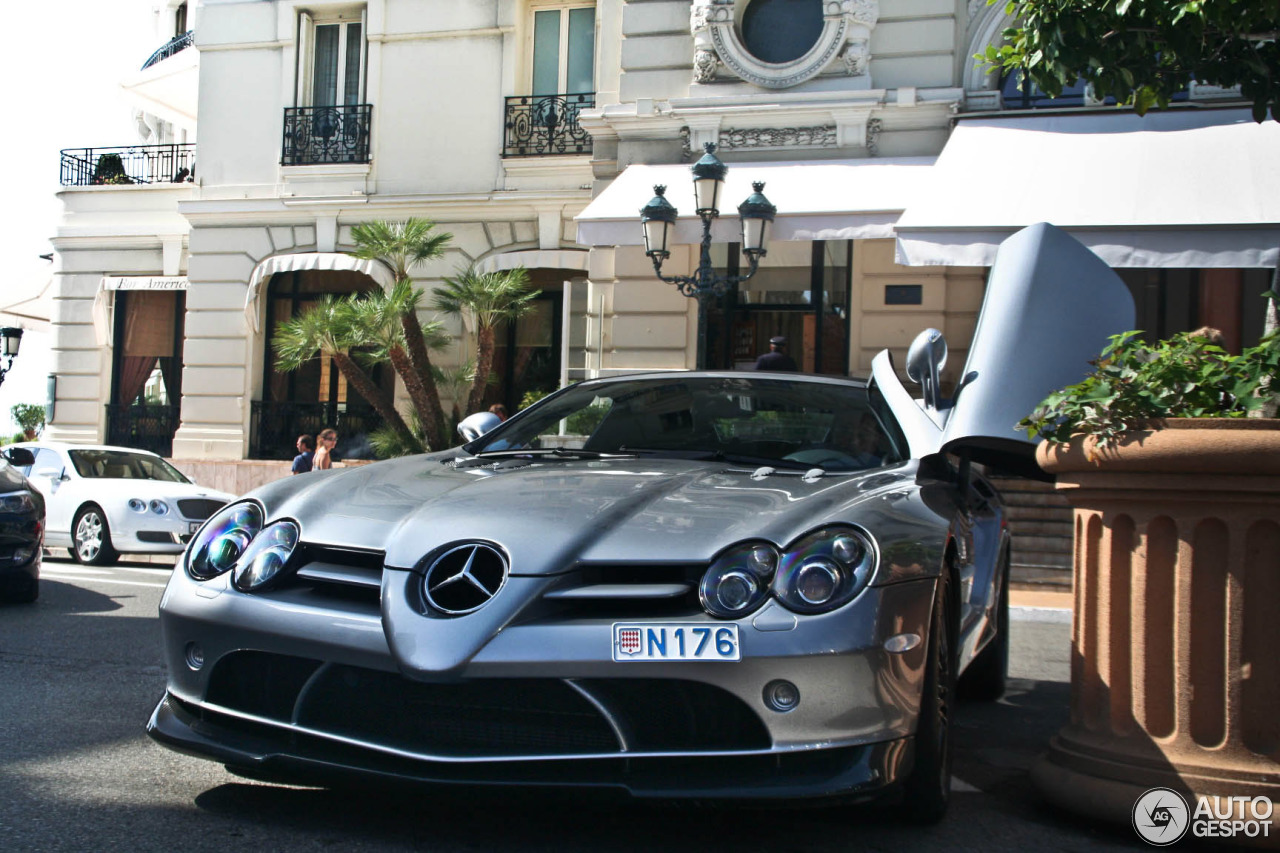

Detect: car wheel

[73,505,119,566]
[958,547,1009,702]
[901,569,955,824]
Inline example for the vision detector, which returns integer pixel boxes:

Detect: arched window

[254,269,390,459]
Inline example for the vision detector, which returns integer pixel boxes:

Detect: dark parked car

[147,224,1134,820]
[0,446,44,604]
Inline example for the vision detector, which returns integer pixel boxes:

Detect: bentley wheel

[73,505,119,566]
[958,547,1009,702]
[902,570,955,824]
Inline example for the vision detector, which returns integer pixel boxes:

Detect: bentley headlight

[232,521,299,591]
[187,502,263,581]
[149,499,170,515]
[128,498,147,513]
[773,527,877,614]
[699,542,778,619]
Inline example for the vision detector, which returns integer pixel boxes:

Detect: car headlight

[773,527,877,614]
[0,491,37,513]
[149,499,169,515]
[187,502,263,581]
[128,498,146,513]
[232,521,299,591]
[699,542,778,619]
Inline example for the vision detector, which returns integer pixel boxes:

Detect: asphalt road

[0,555,1153,852]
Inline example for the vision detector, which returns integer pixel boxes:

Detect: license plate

[612,623,740,662]
[189,522,202,534]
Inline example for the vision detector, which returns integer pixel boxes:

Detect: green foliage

[368,407,427,459]
[520,389,550,410]
[1019,329,1280,446]
[10,403,45,435]
[433,266,540,329]
[566,402,609,436]
[349,219,452,282]
[272,295,355,370]
[981,0,1280,121]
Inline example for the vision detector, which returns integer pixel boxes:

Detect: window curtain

[117,291,176,405]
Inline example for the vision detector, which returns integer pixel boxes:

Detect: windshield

[470,375,908,472]
[69,449,192,483]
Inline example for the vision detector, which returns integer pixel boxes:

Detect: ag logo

[1133,787,1190,846]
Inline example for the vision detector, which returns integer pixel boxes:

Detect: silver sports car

[147,224,1133,821]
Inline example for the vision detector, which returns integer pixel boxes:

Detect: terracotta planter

[1031,419,1280,845]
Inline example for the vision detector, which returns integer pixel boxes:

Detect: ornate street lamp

[640,142,776,300]
[0,327,22,389]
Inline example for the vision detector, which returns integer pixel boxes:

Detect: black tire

[901,570,955,824]
[958,548,1009,702]
[72,505,119,566]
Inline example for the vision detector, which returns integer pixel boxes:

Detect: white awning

[575,157,936,247]
[895,109,1280,268]
[244,253,395,332]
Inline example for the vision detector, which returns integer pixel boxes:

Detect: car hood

[257,455,920,573]
[938,222,1135,477]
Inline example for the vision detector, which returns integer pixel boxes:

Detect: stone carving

[690,0,879,89]
[718,125,838,150]
[866,117,882,155]
[693,48,719,84]
[841,39,870,76]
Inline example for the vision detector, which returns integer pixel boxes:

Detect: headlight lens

[0,491,37,513]
[128,498,147,513]
[232,521,299,591]
[149,499,169,515]
[187,502,263,581]
[699,542,778,619]
[773,527,877,614]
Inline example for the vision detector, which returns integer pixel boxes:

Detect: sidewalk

[1010,586,1073,623]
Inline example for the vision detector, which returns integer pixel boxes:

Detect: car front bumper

[150,564,937,799]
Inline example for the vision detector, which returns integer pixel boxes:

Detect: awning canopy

[575,157,936,247]
[244,253,395,332]
[895,109,1280,268]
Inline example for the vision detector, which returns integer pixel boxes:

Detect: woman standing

[314,428,338,470]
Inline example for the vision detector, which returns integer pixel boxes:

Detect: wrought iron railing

[250,401,385,460]
[503,93,594,157]
[282,104,373,165]
[60,144,197,187]
[106,404,180,457]
[142,30,194,70]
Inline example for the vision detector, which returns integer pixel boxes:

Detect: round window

[740,0,824,64]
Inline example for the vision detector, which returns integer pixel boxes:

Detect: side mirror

[3,447,35,467]
[906,328,947,417]
[457,412,503,442]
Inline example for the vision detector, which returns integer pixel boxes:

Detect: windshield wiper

[618,447,724,461]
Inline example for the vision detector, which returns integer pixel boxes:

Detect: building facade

[46,1,1279,487]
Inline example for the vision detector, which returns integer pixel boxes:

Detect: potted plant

[10,403,45,441]
[1021,328,1280,836]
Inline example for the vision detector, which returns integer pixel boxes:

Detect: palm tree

[272,295,417,448]
[349,219,453,449]
[433,266,539,416]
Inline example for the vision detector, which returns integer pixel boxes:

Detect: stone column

[1032,420,1280,843]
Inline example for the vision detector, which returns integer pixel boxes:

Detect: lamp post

[640,143,776,368]
[0,327,22,390]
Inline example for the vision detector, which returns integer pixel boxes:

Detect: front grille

[203,652,771,759]
[177,499,227,521]
[539,563,705,619]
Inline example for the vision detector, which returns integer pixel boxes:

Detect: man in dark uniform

[754,335,798,371]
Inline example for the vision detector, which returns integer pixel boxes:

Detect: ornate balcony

[250,401,385,460]
[503,93,594,157]
[60,144,197,187]
[282,105,373,166]
[142,30,194,70]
